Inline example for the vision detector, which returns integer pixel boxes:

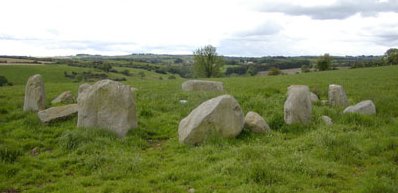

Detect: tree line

[192,46,398,78]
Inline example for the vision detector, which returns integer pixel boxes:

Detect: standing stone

[23,74,46,112]
[38,104,78,123]
[178,95,244,145]
[328,84,349,107]
[182,80,224,91]
[310,92,319,103]
[51,91,75,104]
[284,85,312,125]
[77,79,137,137]
[244,111,270,133]
[321,115,333,126]
[343,100,376,115]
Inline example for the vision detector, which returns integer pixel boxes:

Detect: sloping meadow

[0,65,397,192]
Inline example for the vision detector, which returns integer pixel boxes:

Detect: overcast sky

[1,0,397,57]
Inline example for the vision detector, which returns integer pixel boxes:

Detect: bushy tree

[316,53,332,71]
[193,45,224,78]
[384,48,398,65]
[0,76,11,86]
[247,66,258,76]
[301,64,310,73]
[268,67,282,76]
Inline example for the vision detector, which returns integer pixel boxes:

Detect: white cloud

[0,0,397,56]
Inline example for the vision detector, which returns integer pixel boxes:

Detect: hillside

[0,65,397,192]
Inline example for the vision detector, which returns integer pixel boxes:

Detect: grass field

[0,65,397,192]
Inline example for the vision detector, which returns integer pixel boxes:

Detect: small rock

[31,147,39,156]
[321,115,333,126]
[284,85,312,125]
[244,111,270,133]
[24,74,46,112]
[51,91,75,104]
[182,80,224,91]
[328,84,349,107]
[38,104,78,123]
[131,87,138,92]
[310,92,319,103]
[179,100,188,104]
[178,95,244,145]
[343,100,376,115]
[188,188,195,193]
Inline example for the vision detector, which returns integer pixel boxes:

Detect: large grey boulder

[51,91,75,104]
[244,111,270,133]
[77,79,137,137]
[38,104,78,123]
[284,85,312,125]
[23,74,46,112]
[328,84,349,107]
[178,95,244,145]
[182,80,224,91]
[310,92,319,103]
[343,100,376,115]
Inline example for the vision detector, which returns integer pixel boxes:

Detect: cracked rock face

[24,74,46,112]
[77,79,137,137]
[178,95,244,145]
[284,85,312,125]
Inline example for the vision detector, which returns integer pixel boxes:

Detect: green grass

[0,65,397,192]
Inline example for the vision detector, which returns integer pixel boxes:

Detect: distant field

[0,64,177,85]
[0,57,56,65]
[0,63,44,66]
[0,65,397,192]
[258,66,352,76]
[0,57,37,63]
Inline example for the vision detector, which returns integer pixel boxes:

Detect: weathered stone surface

[310,92,319,103]
[343,100,376,115]
[178,95,244,145]
[321,115,333,126]
[284,85,312,124]
[77,79,137,137]
[24,74,46,112]
[182,80,224,91]
[328,84,349,107]
[38,104,78,123]
[244,111,270,133]
[78,83,91,96]
[51,91,75,104]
